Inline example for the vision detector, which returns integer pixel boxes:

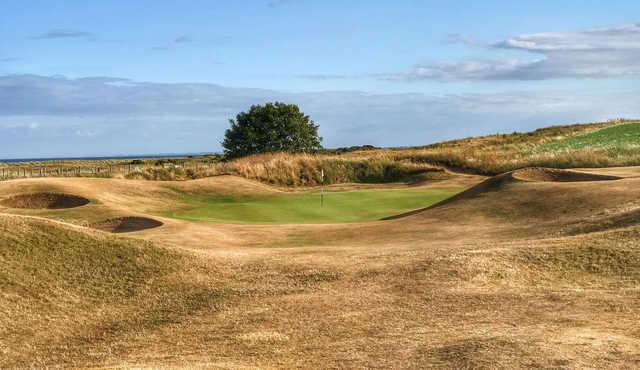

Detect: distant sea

[0,153,215,163]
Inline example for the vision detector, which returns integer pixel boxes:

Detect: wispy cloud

[152,35,194,51]
[394,59,542,81]
[173,35,192,44]
[31,29,95,40]
[0,57,21,63]
[297,74,354,81]
[446,33,485,47]
[267,0,299,8]
[0,74,638,158]
[397,23,640,81]
[494,23,640,51]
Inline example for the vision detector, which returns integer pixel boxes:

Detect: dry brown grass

[1,167,640,368]
[3,120,638,187]
[126,152,448,186]
[120,119,640,184]
[342,119,640,175]
[0,215,228,368]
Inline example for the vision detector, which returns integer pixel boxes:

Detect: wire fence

[0,162,217,181]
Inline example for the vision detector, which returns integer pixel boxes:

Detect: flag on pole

[320,169,324,207]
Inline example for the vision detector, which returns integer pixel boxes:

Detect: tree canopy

[222,102,322,159]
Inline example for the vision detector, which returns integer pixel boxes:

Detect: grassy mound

[0,192,90,209]
[382,173,516,219]
[385,167,627,223]
[161,187,462,224]
[511,167,621,182]
[0,215,225,368]
[417,228,640,292]
[518,242,640,284]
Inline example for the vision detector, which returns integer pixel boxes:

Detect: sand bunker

[90,217,163,233]
[511,168,621,182]
[0,192,90,209]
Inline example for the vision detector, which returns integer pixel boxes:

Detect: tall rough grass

[219,153,448,186]
[355,119,640,175]
[126,152,448,186]
[9,119,640,184]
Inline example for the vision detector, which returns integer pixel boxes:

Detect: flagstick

[321,169,324,207]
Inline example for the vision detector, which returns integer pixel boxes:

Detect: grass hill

[537,121,640,151]
[2,167,640,367]
[2,121,640,367]
[0,215,226,368]
[367,119,640,175]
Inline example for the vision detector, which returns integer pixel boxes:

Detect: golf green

[161,187,462,224]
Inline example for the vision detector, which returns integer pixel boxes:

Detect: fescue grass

[160,187,462,224]
[206,119,639,180]
[128,153,448,186]
[361,119,640,175]
[0,215,227,367]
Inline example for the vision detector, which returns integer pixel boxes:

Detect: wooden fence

[0,162,217,181]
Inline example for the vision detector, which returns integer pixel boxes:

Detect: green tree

[222,102,322,159]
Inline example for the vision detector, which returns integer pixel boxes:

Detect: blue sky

[1,1,639,158]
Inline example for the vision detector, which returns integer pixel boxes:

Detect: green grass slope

[380,119,640,174]
[160,187,462,224]
[536,121,640,151]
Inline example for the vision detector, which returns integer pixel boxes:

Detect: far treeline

[1,101,639,186]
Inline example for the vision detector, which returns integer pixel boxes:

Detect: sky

[1,0,639,158]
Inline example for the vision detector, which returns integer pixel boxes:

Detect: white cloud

[400,23,640,81]
[30,29,95,40]
[0,74,638,158]
[395,59,539,81]
[173,35,192,44]
[495,23,640,51]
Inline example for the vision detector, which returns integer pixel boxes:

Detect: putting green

[161,187,462,224]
